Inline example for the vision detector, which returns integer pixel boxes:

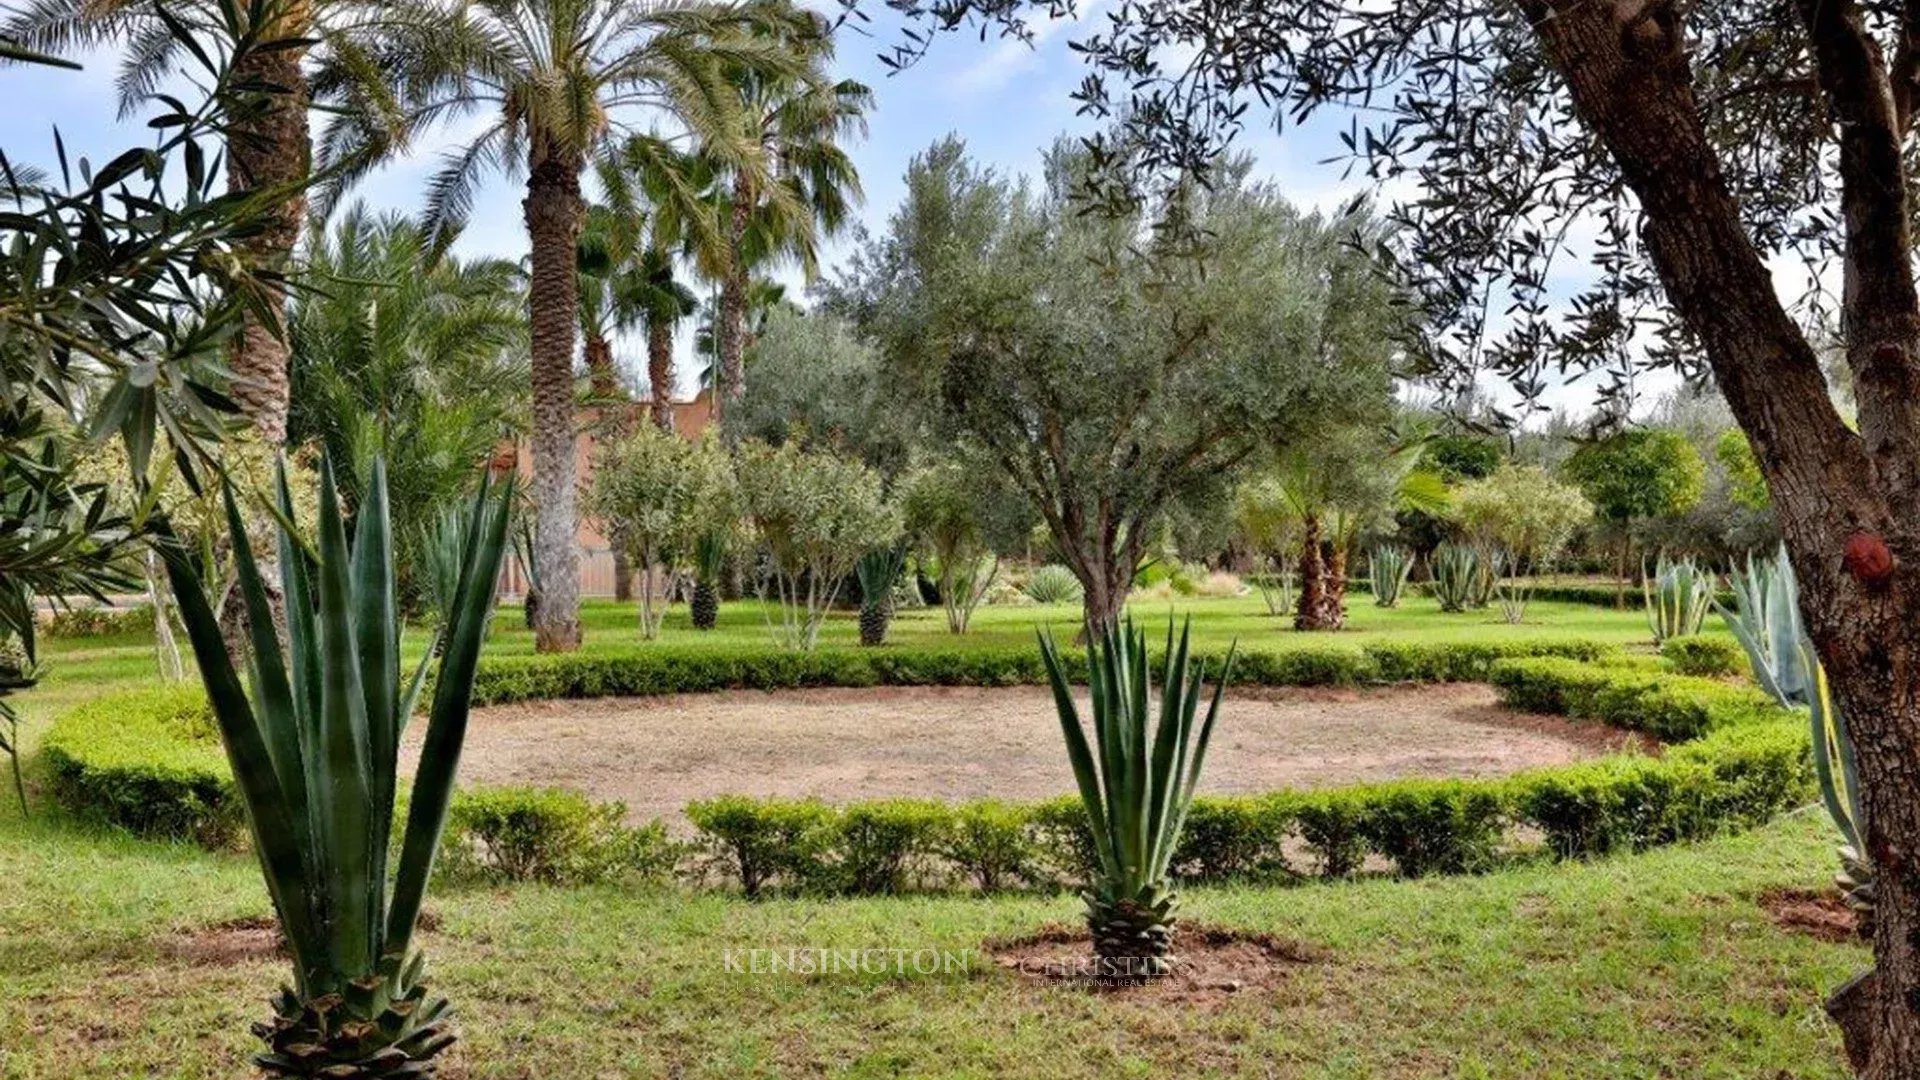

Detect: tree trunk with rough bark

[1074,550,1132,640]
[715,173,753,425]
[224,0,310,447]
[1524,2,1920,1073]
[648,314,676,432]
[523,157,584,653]
[1294,515,1344,630]
[584,334,618,399]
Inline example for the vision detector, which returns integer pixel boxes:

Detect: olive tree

[899,458,1032,633]
[825,140,1385,634]
[1449,464,1593,622]
[874,0,1920,1062]
[734,439,900,650]
[588,428,733,639]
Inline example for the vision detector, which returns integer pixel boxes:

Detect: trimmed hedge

[38,641,1811,897]
[469,637,1611,706]
[1659,636,1744,678]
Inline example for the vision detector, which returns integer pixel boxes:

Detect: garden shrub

[836,798,951,894]
[41,604,157,638]
[41,647,1816,896]
[940,799,1043,891]
[1171,794,1296,881]
[1358,780,1507,877]
[39,686,240,846]
[1294,789,1372,878]
[443,786,678,886]
[685,796,840,898]
[1660,636,1743,678]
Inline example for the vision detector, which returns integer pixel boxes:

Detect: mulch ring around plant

[986,922,1327,1004]
[1758,887,1860,944]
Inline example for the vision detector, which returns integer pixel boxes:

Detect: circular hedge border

[39,636,1813,893]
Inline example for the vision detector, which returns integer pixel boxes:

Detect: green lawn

[0,803,1856,1078]
[7,593,1844,1079]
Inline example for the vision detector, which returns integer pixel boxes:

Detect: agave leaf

[313,457,376,977]
[1039,629,1118,880]
[157,529,320,993]
[386,474,512,959]
[222,483,305,854]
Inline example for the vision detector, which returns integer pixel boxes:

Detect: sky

[0,5,1665,413]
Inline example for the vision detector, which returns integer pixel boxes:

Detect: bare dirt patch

[986,922,1326,1004]
[1760,887,1861,944]
[164,916,284,966]
[421,682,1644,823]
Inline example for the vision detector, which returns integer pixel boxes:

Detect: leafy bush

[1294,789,1372,878]
[837,798,951,894]
[685,796,840,898]
[1490,656,1781,740]
[1358,780,1506,876]
[444,787,678,886]
[1172,794,1296,881]
[39,687,240,846]
[1660,636,1743,678]
[941,799,1043,891]
[1022,564,1085,604]
[41,604,157,639]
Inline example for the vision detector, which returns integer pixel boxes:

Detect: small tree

[735,440,900,649]
[1561,429,1706,604]
[589,429,733,639]
[1448,464,1592,622]
[901,460,1030,633]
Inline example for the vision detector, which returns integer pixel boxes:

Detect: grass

[7,592,1840,1078]
[0,804,1856,1077]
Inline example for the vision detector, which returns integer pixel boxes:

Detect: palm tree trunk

[584,334,618,399]
[523,157,585,652]
[224,0,311,447]
[648,314,676,432]
[715,174,753,424]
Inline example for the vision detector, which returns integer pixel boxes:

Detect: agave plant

[1804,642,1875,938]
[855,546,907,646]
[158,458,511,1078]
[1429,542,1478,613]
[1024,564,1085,605]
[1643,553,1712,645]
[1039,618,1236,979]
[1369,545,1413,607]
[1716,546,1809,707]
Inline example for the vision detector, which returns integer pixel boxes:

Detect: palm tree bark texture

[1522,0,1920,1073]
[523,155,584,652]
[714,173,753,422]
[224,0,312,445]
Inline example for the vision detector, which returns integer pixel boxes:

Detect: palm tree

[3,0,400,445]
[599,137,712,431]
[705,3,868,423]
[336,0,808,652]
[288,206,527,609]
[695,275,793,391]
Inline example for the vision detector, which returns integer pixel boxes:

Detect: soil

[1759,887,1861,944]
[985,922,1327,1004]
[420,683,1646,824]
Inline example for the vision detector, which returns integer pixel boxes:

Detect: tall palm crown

[326,0,809,652]
[706,3,868,420]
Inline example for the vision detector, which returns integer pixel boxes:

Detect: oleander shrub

[1660,636,1744,678]
[443,786,678,886]
[685,796,840,898]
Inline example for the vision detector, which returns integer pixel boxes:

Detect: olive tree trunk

[1527,2,1920,1072]
[522,157,584,652]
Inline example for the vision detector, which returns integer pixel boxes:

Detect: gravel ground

[416,682,1648,822]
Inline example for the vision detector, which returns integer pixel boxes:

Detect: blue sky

[0,6,1639,411]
